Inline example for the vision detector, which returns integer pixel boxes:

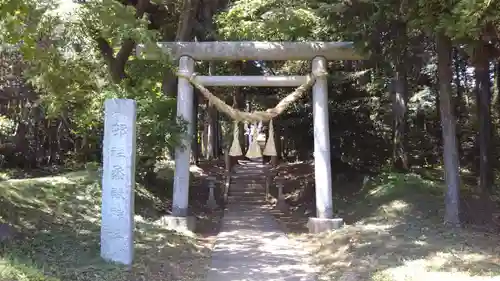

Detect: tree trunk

[434,84,442,149]
[204,101,212,160]
[493,61,500,172]
[390,22,409,171]
[161,0,199,97]
[204,62,215,160]
[496,61,500,110]
[473,43,494,193]
[453,48,465,160]
[202,62,220,160]
[213,108,220,158]
[462,57,471,112]
[216,110,222,157]
[436,32,461,226]
[274,119,282,160]
[391,70,409,171]
[191,89,200,165]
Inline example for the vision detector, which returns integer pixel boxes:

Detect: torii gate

[138,41,364,233]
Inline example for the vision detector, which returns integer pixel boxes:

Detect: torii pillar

[306,56,344,232]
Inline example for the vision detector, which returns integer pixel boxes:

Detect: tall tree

[473,43,494,193]
[436,32,461,226]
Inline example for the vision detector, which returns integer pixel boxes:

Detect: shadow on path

[206,204,316,281]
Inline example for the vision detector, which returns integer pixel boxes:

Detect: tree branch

[115,39,136,71]
[94,0,154,83]
[114,0,163,14]
[134,0,149,16]
[95,37,114,66]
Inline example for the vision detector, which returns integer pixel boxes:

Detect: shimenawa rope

[176,72,325,122]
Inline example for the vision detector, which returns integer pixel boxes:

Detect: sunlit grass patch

[308,222,500,280]
[0,172,10,181]
[302,171,500,281]
[0,168,211,281]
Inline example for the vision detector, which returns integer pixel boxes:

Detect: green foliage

[78,0,165,52]
[0,0,183,173]
[216,0,329,40]
[442,0,500,40]
[0,0,56,49]
[0,116,15,138]
[409,0,500,45]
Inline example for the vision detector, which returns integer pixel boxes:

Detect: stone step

[233,163,271,167]
[231,182,264,186]
[230,185,266,189]
[228,190,264,195]
[230,184,264,189]
[232,178,271,183]
[235,162,271,166]
[230,182,265,186]
[229,190,265,196]
[230,190,265,195]
[235,161,266,165]
[234,164,266,168]
[227,196,267,204]
[230,180,266,185]
[231,180,266,184]
[231,173,266,179]
[236,160,269,166]
[230,181,266,186]
[232,171,265,176]
[230,189,264,194]
[229,192,265,196]
[230,187,265,191]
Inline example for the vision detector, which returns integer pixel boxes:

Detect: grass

[272,168,500,281]
[0,166,213,281]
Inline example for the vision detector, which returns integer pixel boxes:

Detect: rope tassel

[263,119,277,156]
[228,121,243,156]
[246,123,262,159]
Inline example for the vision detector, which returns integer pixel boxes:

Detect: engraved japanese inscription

[111,123,128,137]
[111,165,125,180]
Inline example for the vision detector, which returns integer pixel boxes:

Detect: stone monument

[100,99,137,266]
